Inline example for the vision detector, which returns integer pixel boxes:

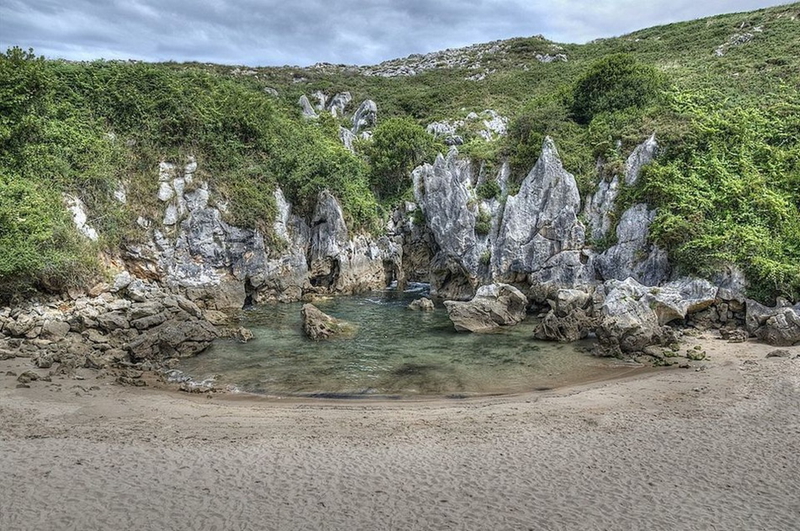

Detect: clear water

[178,284,638,398]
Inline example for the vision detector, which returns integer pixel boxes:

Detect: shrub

[364,117,441,202]
[476,179,501,200]
[570,54,665,125]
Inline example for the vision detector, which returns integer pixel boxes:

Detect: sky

[0,0,793,67]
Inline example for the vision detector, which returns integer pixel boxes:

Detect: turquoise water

[177,284,636,398]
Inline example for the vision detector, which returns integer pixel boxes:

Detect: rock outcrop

[444,284,527,332]
[352,100,377,133]
[595,204,670,287]
[413,149,480,299]
[493,137,592,297]
[746,301,800,346]
[594,277,718,354]
[0,276,219,370]
[301,304,356,340]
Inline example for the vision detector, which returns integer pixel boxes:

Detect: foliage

[475,208,492,235]
[636,89,800,302]
[569,54,666,125]
[476,179,501,201]
[364,117,441,202]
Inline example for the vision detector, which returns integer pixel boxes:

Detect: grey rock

[766,349,791,358]
[408,297,435,311]
[584,135,657,241]
[534,308,594,342]
[301,303,356,341]
[756,308,800,346]
[493,137,589,291]
[298,95,317,118]
[595,203,670,286]
[125,318,218,361]
[413,149,480,298]
[130,311,170,331]
[96,312,130,332]
[720,329,748,343]
[339,127,357,152]
[624,133,658,186]
[352,100,377,133]
[444,283,527,333]
[40,320,71,340]
[327,92,352,117]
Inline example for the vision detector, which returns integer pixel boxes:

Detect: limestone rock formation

[493,137,591,295]
[534,288,596,342]
[0,277,219,370]
[301,303,356,340]
[444,283,527,333]
[298,95,317,118]
[413,149,479,299]
[307,191,402,296]
[352,100,377,133]
[746,301,800,346]
[594,277,718,354]
[595,204,670,287]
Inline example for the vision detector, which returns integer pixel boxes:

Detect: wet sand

[1,336,799,530]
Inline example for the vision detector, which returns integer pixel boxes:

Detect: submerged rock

[301,303,356,341]
[408,297,435,311]
[444,283,527,333]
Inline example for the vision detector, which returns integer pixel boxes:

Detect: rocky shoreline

[3,133,799,384]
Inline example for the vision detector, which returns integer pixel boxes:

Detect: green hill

[1,2,799,301]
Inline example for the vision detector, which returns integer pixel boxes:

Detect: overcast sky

[0,0,792,67]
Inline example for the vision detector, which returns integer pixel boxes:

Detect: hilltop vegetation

[1,2,799,301]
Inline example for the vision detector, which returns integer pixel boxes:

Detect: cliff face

[118,160,401,311]
[61,134,722,310]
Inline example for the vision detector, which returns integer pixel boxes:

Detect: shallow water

[178,284,636,398]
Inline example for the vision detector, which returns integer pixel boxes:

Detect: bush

[570,54,665,125]
[637,90,800,302]
[364,117,441,202]
[476,179,501,200]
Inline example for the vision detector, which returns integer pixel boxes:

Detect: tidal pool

[178,284,639,398]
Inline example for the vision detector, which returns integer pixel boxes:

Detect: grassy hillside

[1,2,799,301]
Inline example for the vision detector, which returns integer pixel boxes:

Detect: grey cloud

[0,0,791,66]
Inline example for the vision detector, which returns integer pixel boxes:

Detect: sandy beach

[1,335,799,531]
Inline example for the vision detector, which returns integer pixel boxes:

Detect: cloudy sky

[0,0,792,66]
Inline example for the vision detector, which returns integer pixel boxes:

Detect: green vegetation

[363,117,441,202]
[569,53,666,125]
[2,2,800,301]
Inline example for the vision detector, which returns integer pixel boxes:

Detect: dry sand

[1,336,799,531]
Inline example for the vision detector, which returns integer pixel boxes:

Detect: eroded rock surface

[301,303,356,341]
[444,284,527,333]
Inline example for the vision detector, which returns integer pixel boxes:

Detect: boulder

[444,283,527,333]
[534,308,594,342]
[756,307,800,346]
[301,304,356,341]
[408,298,435,311]
[125,317,218,361]
[40,320,71,340]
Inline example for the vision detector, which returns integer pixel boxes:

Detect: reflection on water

[178,284,635,397]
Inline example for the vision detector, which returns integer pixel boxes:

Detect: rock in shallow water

[444,283,527,333]
[301,303,356,341]
[408,298,435,311]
